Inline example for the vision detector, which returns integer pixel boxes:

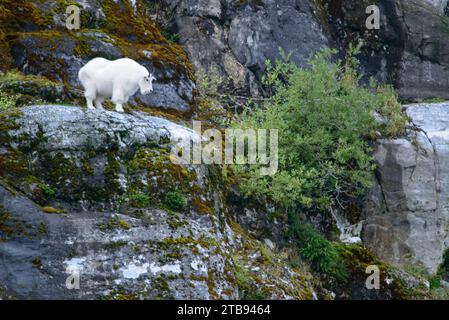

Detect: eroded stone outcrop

[363,102,449,274]
[322,0,449,101]
[0,105,315,299]
[158,0,329,96]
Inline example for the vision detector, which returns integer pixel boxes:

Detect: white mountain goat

[78,57,156,112]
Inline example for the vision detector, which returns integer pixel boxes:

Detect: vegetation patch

[288,213,347,283]
[99,216,130,232]
[128,192,152,208]
[335,243,429,299]
[41,206,64,214]
[164,191,188,212]
[232,45,406,211]
[0,70,66,105]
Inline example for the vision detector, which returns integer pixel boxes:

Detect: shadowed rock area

[158,0,329,96]
[322,0,449,101]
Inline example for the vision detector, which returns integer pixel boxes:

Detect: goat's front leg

[86,99,95,110]
[115,103,125,113]
[112,90,126,113]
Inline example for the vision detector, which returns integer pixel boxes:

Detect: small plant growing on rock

[41,206,64,214]
[164,191,187,211]
[99,217,130,232]
[0,89,18,110]
[288,213,347,283]
[195,67,235,126]
[40,184,56,199]
[129,192,151,208]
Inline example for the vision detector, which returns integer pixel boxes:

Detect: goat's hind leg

[85,87,96,110]
[94,97,104,110]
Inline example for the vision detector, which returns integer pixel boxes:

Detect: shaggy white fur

[78,57,156,112]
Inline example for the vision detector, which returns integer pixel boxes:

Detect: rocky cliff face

[157,0,449,101]
[1,0,449,300]
[0,105,315,299]
[0,105,430,300]
[322,0,449,101]
[363,103,449,274]
[157,0,328,96]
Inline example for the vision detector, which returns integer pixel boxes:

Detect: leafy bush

[232,45,407,210]
[129,192,151,208]
[164,191,187,211]
[0,89,18,110]
[194,67,235,126]
[288,212,347,282]
[40,184,56,199]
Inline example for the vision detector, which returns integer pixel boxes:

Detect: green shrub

[194,66,234,126]
[0,89,18,110]
[41,184,56,199]
[164,191,187,211]
[232,45,407,210]
[129,192,151,208]
[288,212,347,282]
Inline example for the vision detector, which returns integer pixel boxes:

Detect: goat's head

[139,73,156,95]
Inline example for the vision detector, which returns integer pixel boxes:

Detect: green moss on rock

[335,243,429,299]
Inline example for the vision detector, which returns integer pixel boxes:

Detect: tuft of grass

[40,184,56,199]
[288,212,347,283]
[164,191,188,212]
[129,192,151,208]
[0,89,18,110]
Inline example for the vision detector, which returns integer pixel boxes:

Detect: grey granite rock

[363,102,449,273]
[0,105,314,299]
[324,0,449,101]
[160,0,328,96]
